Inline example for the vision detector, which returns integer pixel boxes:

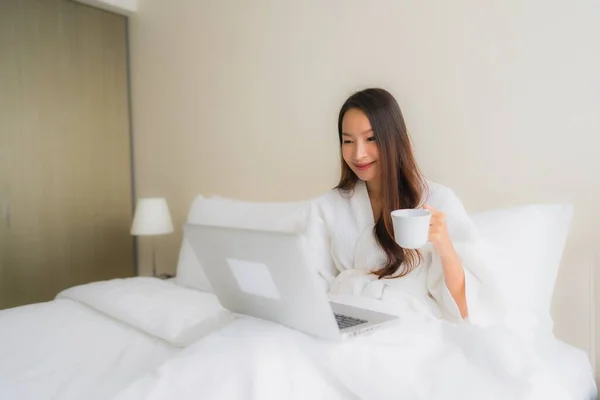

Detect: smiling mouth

[355,162,374,171]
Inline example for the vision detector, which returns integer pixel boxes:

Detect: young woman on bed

[310,87,491,324]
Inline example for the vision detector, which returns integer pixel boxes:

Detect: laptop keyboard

[334,313,367,330]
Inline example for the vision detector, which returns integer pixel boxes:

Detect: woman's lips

[355,162,374,171]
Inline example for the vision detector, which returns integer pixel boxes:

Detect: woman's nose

[354,142,367,160]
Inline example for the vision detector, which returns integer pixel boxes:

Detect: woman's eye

[343,140,353,144]
[367,136,376,142]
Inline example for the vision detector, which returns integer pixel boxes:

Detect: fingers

[423,204,435,212]
[424,205,445,224]
[424,204,447,245]
[423,204,444,219]
[423,205,451,247]
[433,212,446,224]
[428,216,448,245]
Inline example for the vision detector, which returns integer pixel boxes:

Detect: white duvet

[0,297,176,400]
[111,294,597,400]
[0,278,595,400]
[0,277,231,400]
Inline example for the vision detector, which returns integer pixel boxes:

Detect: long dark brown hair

[336,88,427,279]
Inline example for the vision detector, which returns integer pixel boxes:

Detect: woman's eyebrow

[342,129,373,136]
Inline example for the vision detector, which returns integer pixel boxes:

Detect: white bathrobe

[307,179,501,325]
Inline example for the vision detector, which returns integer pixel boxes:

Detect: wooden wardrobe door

[0,0,135,309]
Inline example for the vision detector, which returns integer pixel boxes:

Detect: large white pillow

[175,195,312,292]
[469,204,573,330]
[57,277,233,346]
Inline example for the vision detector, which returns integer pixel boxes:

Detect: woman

[298,88,569,398]
[309,87,496,325]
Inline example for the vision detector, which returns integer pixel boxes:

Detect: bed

[0,194,597,400]
[0,277,232,400]
[0,294,175,400]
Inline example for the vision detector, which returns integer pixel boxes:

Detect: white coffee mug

[390,209,431,249]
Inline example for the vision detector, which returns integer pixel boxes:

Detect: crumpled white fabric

[112,314,574,400]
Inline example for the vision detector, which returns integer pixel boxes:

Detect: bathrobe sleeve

[303,196,340,293]
[424,185,502,325]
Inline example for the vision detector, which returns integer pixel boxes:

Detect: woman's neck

[366,179,383,221]
[366,179,381,201]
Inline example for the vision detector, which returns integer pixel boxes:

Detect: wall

[128,0,600,372]
[73,0,136,15]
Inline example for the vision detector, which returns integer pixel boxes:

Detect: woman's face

[341,108,380,183]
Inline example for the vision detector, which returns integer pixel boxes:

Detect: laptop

[183,223,399,341]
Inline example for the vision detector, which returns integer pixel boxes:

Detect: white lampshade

[130,197,174,236]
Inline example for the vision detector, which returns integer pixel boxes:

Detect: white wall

[128,0,600,373]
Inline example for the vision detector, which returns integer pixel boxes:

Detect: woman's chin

[355,171,377,182]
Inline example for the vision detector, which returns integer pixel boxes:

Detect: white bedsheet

[0,298,178,400]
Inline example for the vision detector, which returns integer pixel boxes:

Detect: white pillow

[175,195,312,292]
[469,204,573,330]
[57,277,233,346]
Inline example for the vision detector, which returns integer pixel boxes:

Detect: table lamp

[130,197,174,277]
